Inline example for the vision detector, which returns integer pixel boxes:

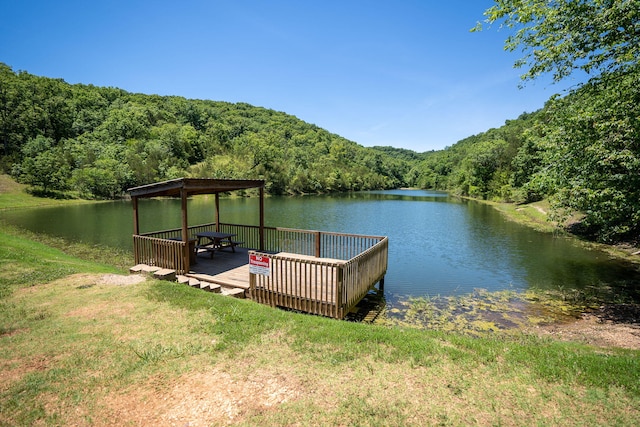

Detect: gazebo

[128,178,265,273]
[128,177,389,319]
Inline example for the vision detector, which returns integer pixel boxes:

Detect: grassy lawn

[0,175,96,210]
[1,177,639,426]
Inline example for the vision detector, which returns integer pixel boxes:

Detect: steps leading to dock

[186,270,250,291]
[129,264,246,298]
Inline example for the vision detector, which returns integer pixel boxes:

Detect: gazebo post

[259,186,264,251]
[132,196,140,266]
[180,188,190,271]
[132,196,140,235]
[215,193,220,232]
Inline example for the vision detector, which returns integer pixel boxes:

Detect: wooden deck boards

[187,247,251,289]
[192,246,250,273]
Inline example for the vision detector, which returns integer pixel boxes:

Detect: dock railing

[132,235,189,273]
[133,222,388,317]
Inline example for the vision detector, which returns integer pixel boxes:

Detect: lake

[3,189,639,308]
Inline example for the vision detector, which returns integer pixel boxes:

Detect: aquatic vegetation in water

[382,287,616,336]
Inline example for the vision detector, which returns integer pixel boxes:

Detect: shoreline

[479,197,640,266]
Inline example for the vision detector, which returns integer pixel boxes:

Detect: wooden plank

[136,264,162,274]
[129,264,149,274]
[275,252,347,265]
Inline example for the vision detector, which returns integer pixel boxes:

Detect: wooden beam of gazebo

[128,178,265,271]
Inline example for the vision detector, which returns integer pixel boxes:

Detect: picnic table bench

[196,231,244,258]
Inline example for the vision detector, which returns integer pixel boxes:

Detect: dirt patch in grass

[0,355,53,393]
[529,304,640,350]
[97,274,147,286]
[97,368,302,426]
[65,299,138,320]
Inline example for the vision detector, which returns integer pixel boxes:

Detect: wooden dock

[132,223,388,319]
[131,241,388,320]
[128,179,388,318]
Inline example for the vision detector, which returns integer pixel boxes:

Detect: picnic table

[196,231,243,258]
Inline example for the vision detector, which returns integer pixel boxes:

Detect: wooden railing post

[336,265,344,319]
[315,231,321,258]
[215,193,220,232]
[259,187,265,251]
[180,188,190,272]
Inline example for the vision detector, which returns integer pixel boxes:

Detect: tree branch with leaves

[476,0,640,84]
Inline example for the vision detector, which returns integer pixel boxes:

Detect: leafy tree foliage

[480,0,640,242]
[412,112,539,202]
[412,65,639,243]
[478,0,640,83]
[0,63,411,198]
[435,0,640,242]
[11,135,70,192]
[534,69,640,242]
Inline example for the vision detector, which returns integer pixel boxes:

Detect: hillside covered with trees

[0,63,412,198]
[411,0,640,244]
[411,65,639,244]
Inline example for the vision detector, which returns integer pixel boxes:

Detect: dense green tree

[12,135,70,192]
[0,64,23,164]
[97,101,151,142]
[71,159,127,199]
[509,135,545,203]
[476,0,640,241]
[478,0,640,83]
[535,69,640,241]
[460,139,510,199]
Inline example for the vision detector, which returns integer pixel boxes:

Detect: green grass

[2,226,639,426]
[489,199,558,233]
[0,174,94,210]
[1,175,640,426]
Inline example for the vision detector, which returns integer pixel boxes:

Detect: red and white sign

[249,254,270,276]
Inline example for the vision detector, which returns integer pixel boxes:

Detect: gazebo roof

[128,178,265,199]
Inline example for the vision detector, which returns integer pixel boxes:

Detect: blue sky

[1,1,580,152]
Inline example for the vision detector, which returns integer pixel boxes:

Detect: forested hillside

[411,111,540,202]
[410,0,640,244]
[411,66,640,243]
[0,63,411,198]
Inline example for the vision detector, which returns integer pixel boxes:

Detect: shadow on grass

[26,187,78,200]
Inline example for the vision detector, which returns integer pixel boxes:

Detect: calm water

[3,190,639,306]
